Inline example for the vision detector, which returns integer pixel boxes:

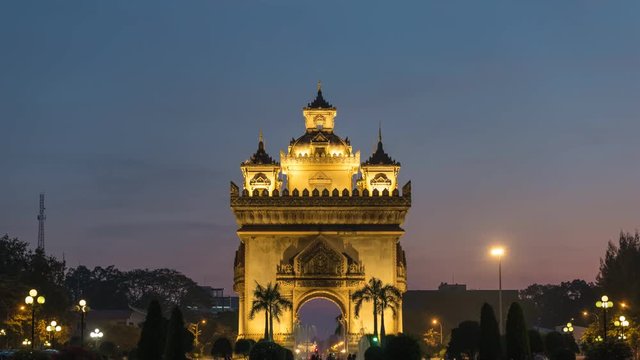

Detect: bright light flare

[490,247,505,257]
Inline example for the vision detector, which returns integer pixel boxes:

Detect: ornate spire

[243,130,278,165]
[306,82,334,109]
[364,126,400,166]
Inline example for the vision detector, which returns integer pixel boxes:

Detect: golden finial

[259,129,263,143]
[317,80,322,92]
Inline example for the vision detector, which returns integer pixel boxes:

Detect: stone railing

[230,181,411,206]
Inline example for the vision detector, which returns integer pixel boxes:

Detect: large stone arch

[295,289,347,318]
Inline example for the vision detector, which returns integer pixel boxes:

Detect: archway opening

[296,298,346,356]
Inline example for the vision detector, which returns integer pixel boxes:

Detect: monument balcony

[230,181,411,228]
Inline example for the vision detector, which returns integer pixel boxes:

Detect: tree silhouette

[164,306,190,360]
[479,303,501,360]
[506,302,530,360]
[137,300,166,360]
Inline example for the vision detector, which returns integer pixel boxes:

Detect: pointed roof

[243,131,278,165]
[306,81,334,109]
[364,127,400,166]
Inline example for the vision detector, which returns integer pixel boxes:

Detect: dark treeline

[1,234,212,315]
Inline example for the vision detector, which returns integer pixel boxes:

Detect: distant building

[403,283,524,341]
[85,306,146,330]
[201,286,239,313]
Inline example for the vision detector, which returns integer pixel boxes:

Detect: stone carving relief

[296,239,344,276]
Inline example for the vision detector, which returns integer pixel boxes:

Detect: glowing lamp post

[76,299,89,348]
[25,289,45,349]
[46,321,62,348]
[614,316,630,340]
[596,295,613,341]
[432,318,443,345]
[0,329,6,349]
[90,328,103,349]
[490,246,505,333]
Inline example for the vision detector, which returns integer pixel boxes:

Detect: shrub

[545,331,565,356]
[364,346,385,360]
[528,330,544,355]
[234,339,255,358]
[383,334,421,360]
[584,339,632,360]
[551,348,576,360]
[249,341,285,360]
[212,337,233,359]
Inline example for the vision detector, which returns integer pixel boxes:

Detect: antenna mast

[37,193,46,252]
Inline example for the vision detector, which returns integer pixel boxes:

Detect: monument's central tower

[230,84,411,347]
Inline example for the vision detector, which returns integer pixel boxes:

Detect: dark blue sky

[2,1,639,294]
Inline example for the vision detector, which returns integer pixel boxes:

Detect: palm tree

[249,282,292,342]
[378,284,402,341]
[268,284,293,342]
[352,277,383,340]
[249,282,271,341]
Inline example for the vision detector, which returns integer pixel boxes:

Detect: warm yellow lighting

[79,299,87,307]
[582,311,588,316]
[621,302,628,308]
[602,296,609,302]
[201,320,206,324]
[490,247,505,257]
[46,326,52,332]
[51,320,57,327]
[55,325,61,332]
[25,296,33,305]
[37,296,45,304]
[432,319,439,325]
[19,305,25,311]
[29,289,37,297]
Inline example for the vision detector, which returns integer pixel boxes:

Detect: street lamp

[75,299,89,348]
[90,328,103,349]
[562,322,574,334]
[189,319,206,357]
[46,321,62,348]
[432,318,443,345]
[25,289,45,349]
[490,246,505,333]
[22,339,31,347]
[596,295,613,341]
[614,316,630,340]
[0,329,6,349]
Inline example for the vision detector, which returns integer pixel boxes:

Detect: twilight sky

[1,1,639,295]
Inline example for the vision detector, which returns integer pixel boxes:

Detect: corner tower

[230,84,411,349]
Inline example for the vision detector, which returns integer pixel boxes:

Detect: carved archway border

[295,289,347,317]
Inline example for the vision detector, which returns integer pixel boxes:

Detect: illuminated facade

[230,84,411,347]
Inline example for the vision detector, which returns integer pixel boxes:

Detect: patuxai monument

[230,84,412,349]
